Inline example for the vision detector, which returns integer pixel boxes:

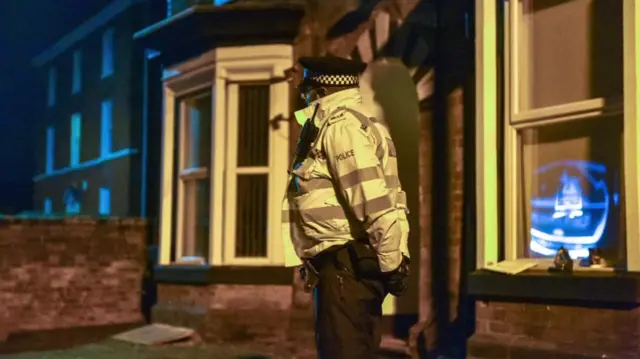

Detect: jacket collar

[293,88,362,126]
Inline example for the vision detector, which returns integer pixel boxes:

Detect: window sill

[468,269,640,304]
[154,264,294,286]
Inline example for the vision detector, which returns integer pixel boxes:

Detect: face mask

[302,87,326,106]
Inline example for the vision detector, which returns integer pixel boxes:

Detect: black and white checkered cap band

[306,71,359,87]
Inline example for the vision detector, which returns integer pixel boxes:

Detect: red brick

[153,284,293,344]
[0,218,146,335]
[469,301,640,358]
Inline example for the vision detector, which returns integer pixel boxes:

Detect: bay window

[476,0,640,270]
[159,45,292,266]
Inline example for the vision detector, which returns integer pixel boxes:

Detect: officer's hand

[384,255,410,297]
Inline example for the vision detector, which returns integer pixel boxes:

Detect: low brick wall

[0,218,146,340]
[152,284,292,343]
[468,301,640,359]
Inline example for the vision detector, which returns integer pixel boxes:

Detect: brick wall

[153,284,293,343]
[0,218,146,341]
[469,301,640,359]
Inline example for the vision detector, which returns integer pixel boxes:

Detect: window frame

[174,90,212,262]
[101,28,114,79]
[72,49,82,94]
[476,0,640,270]
[158,44,293,266]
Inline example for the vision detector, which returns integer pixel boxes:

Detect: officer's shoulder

[327,106,371,128]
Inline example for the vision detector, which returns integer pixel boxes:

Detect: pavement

[0,325,410,359]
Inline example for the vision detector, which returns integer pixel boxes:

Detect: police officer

[281,56,410,359]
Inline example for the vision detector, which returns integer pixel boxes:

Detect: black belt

[310,241,381,279]
[309,244,353,273]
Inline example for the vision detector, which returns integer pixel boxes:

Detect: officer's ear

[317,87,328,98]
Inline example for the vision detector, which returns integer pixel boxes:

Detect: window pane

[48,67,56,107]
[183,93,212,169]
[101,28,114,78]
[73,50,82,94]
[235,174,268,257]
[99,187,111,216]
[44,198,52,214]
[182,179,210,261]
[70,113,82,166]
[101,99,113,157]
[517,0,622,110]
[46,126,55,173]
[237,84,270,167]
[520,116,624,265]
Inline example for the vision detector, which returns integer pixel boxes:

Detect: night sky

[0,0,112,212]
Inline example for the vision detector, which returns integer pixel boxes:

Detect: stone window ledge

[154,265,294,286]
[468,270,640,304]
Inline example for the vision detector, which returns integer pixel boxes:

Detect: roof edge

[31,0,143,67]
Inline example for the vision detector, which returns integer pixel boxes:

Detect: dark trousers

[312,246,387,359]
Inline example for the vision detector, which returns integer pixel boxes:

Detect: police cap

[298,56,367,89]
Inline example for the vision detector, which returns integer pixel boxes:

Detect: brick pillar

[447,87,464,324]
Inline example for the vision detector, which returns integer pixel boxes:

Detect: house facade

[134,0,442,347]
[31,0,165,218]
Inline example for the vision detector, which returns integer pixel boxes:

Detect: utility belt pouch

[300,260,320,293]
[346,240,381,279]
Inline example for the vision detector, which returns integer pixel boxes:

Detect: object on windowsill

[548,246,574,273]
[175,256,206,265]
[578,248,608,268]
[484,259,539,275]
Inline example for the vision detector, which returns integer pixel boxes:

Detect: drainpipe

[141,49,160,217]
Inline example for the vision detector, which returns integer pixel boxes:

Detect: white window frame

[70,113,82,167]
[158,44,292,266]
[46,126,55,174]
[47,67,56,107]
[99,187,111,215]
[72,50,82,94]
[476,0,640,270]
[175,90,212,262]
[101,27,114,79]
[101,99,113,157]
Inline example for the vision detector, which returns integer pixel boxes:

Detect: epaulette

[327,108,349,125]
[342,107,374,130]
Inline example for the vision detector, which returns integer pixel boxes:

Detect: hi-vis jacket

[281,88,410,273]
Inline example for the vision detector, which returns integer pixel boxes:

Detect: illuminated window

[101,99,113,157]
[64,186,82,215]
[99,187,111,216]
[72,50,82,94]
[158,45,292,266]
[476,0,640,270]
[101,28,114,78]
[70,113,82,167]
[44,198,52,215]
[47,67,56,107]
[46,126,55,174]
[230,84,271,258]
[520,117,623,261]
